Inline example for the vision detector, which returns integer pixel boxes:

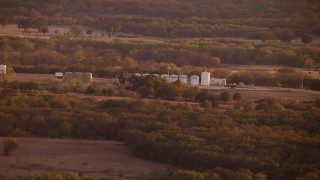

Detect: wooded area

[0,0,319,39]
[0,90,319,179]
[0,1,319,179]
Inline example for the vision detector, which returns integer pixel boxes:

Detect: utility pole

[301,73,304,89]
[167,66,171,82]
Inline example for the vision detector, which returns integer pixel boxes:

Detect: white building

[55,72,63,79]
[190,75,199,86]
[142,73,150,77]
[179,75,188,84]
[0,65,6,74]
[211,78,226,86]
[201,71,210,86]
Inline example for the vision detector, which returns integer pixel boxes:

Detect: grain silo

[179,75,188,84]
[84,72,93,83]
[201,71,210,86]
[0,65,6,74]
[74,72,84,82]
[63,72,73,83]
[190,75,199,86]
[170,74,179,83]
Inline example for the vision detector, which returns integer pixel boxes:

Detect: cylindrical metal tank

[63,72,73,83]
[170,74,179,83]
[142,73,150,77]
[179,75,188,84]
[161,74,170,82]
[0,65,6,74]
[201,71,210,86]
[83,72,93,83]
[190,75,199,86]
[74,72,84,82]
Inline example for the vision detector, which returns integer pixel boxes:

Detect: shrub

[3,138,19,156]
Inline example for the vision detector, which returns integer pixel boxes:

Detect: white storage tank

[179,75,188,84]
[201,71,210,86]
[142,73,150,77]
[170,74,179,83]
[161,74,170,82]
[190,75,199,86]
[0,65,6,74]
[74,72,84,82]
[63,72,73,83]
[135,73,142,77]
[84,72,93,83]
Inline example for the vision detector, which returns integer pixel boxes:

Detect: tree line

[1,36,319,90]
[0,0,319,39]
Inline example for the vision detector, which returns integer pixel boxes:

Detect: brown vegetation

[0,137,166,179]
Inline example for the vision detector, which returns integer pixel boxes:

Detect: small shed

[55,72,63,79]
[211,78,226,86]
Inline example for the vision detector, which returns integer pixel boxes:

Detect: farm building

[211,78,226,86]
[0,65,6,74]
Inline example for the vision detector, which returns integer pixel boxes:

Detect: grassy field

[209,87,320,102]
[0,137,167,179]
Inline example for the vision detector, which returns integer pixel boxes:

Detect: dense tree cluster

[1,36,319,70]
[0,88,319,179]
[0,0,319,39]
